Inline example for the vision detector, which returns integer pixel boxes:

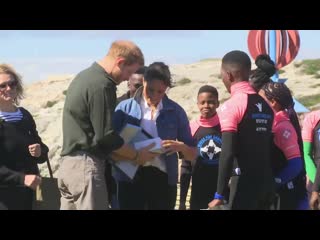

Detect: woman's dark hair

[250,54,277,92]
[262,82,304,160]
[144,62,172,88]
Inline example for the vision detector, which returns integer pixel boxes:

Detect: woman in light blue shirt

[112,62,197,210]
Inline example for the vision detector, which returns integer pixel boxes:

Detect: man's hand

[28,144,41,157]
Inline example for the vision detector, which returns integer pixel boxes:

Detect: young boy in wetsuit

[179,85,223,210]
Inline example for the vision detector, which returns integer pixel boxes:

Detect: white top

[139,97,166,173]
[140,97,163,138]
[0,108,23,122]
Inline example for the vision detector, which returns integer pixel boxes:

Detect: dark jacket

[0,107,49,209]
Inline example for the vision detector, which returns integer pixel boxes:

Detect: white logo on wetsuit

[283,130,291,139]
[255,103,262,112]
[197,135,222,165]
[220,104,227,112]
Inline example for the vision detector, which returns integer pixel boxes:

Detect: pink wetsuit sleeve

[218,93,248,132]
[274,121,301,159]
[302,111,319,142]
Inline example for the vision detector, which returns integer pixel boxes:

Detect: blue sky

[1,30,320,83]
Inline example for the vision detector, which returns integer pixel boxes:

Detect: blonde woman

[0,64,49,210]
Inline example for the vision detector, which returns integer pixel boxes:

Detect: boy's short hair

[198,85,219,99]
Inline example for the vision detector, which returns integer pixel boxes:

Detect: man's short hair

[108,40,144,66]
[222,50,251,73]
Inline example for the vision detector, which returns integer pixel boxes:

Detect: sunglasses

[0,80,18,90]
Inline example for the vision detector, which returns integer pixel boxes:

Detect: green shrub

[45,100,58,108]
[294,62,303,68]
[200,58,219,62]
[301,59,320,75]
[177,78,191,85]
[297,94,320,108]
[209,73,221,79]
[310,83,320,88]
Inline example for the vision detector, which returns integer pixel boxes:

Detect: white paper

[133,137,166,154]
[119,123,141,144]
[113,160,139,180]
[112,126,150,180]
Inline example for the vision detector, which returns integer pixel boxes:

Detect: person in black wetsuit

[179,85,224,210]
[208,50,275,210]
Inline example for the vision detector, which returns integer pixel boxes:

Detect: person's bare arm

[162,140,197,161]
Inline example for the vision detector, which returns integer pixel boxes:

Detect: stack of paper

[134,137,166,154]
[112,124,169,179]
[113,160,138,180]
[112,124,143,179]
[119,123,141,143]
